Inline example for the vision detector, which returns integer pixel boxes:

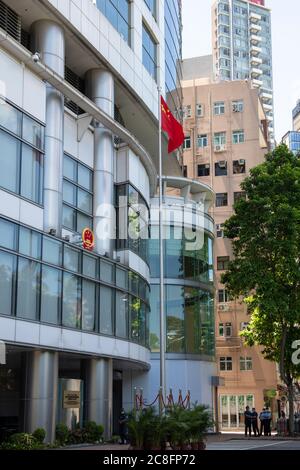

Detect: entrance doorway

[220,394,254,429]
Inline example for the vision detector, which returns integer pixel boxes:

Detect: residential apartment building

[212,0,274,146]
[293,100,300,132]
[182,64,278,430]
[281,100,300,154]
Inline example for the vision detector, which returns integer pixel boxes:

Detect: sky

[182,0,300,142]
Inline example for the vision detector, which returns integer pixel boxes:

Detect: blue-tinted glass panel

[62,272,81,328]
[16,258,40,320]
[0,219,17,250]
[40,265,61,324]
[0,130,19,193]
[0,251,16,315]
[19,227,41,259]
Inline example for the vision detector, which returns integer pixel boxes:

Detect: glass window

[166,285,185,353]
[165,226,184,278]
[40,266,61,324]
[130,296,141,342]
[216,223,225,238]
[217,256,230,271]
[64,246,80,272]
[232,100,244,112]
[214,101,225,115]
[183,105,192,118]
[82,280,95,331]
[78,164,92,191]
[196,103,204,117]
[0,251,16,315]
[144,0,156,17]
[233,159,246,174]
[129,271,139,296]
[232,130,245,144]
[0,218,17,250]
[220,356,232,371]
[42,237,62,266]
[22,114,44,150]
[218,289,229,303]
[100,285,113,335]
[115,291,128,338]
[63,155,93,234]
[96,0,130,45]
[142,23,157,81]
[116,267,127,289]
[240,356,253,371]
[215,161,228,176]
[21,144,43,204]
[19,227,41,259]
[100,260,114,283]
[197,134,208,148]
[62,272,81,328]
[63,155,77,181]
[0,129,20,193]
[214,132,226,146]
[216,193,228,207]
[16,258,40,320]
[83,254,97,278]
[234,191,246,203]
[183,136,191,150]
[62,205,76,231]
[219,322,224,336]
[0,100,22,135]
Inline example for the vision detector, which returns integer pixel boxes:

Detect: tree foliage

[221,144,300,432]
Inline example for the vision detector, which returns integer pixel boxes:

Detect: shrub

[55,423,70,445]
[85,421,104,443]
[32,428,46,444]
[0,432,41,450]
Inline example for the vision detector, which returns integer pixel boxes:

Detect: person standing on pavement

[259,407,266,436]
[251,407,259,436]
[265,407,272,436]
[244,406,252,437]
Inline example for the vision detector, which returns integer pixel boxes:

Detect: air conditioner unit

[218,160,227,168]
[205,164,210,169]
[239,159,246,165]
[216,223,224,231]
[219,304,229,311]
[233,105,239,112]
[214,144,226,152]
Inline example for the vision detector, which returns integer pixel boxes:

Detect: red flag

[161,96,184,153]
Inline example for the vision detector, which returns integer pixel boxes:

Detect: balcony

[250,23,262,34]
[263,103,273,112]
[251,67,263,78]
[250,56,262,66]
[250,12,261,23]
[252,78,263,88]
[261,91,273,102]
[266,114,274,122]
[250,34,262,45]
[250,45,262,56]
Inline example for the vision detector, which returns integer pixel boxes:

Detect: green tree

[221,144,300,434]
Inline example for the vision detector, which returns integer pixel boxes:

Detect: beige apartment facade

[182,76,278,430]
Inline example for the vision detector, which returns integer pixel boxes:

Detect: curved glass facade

[0,216,150,348]
[149,226,214,283]
[164,0,183,116]
[149,209,215,358]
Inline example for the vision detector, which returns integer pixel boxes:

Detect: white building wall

[122,359,216,411]
[46,0,165,118]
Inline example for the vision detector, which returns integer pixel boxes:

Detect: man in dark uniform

[119,408,128,444]
[251,407,259,436]
[244,406,252,437]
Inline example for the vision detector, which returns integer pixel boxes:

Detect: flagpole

[158,85,166,408]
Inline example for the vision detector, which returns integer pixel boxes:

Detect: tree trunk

[288,382,294,435]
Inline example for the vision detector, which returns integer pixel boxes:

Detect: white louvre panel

[0,0,21,43]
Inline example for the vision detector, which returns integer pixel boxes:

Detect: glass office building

[282,131,300,155]
[212,0,274,146]
[0,0,190,443]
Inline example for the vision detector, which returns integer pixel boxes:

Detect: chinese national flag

[161,96,184,153]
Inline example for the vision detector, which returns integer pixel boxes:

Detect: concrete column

[85,69,115,257]
[23,351,58,443]
[31,20,65,236]
[84,357,113,439]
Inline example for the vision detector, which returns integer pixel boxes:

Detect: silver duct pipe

[85,69,115,257]
[31,20,65,236]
